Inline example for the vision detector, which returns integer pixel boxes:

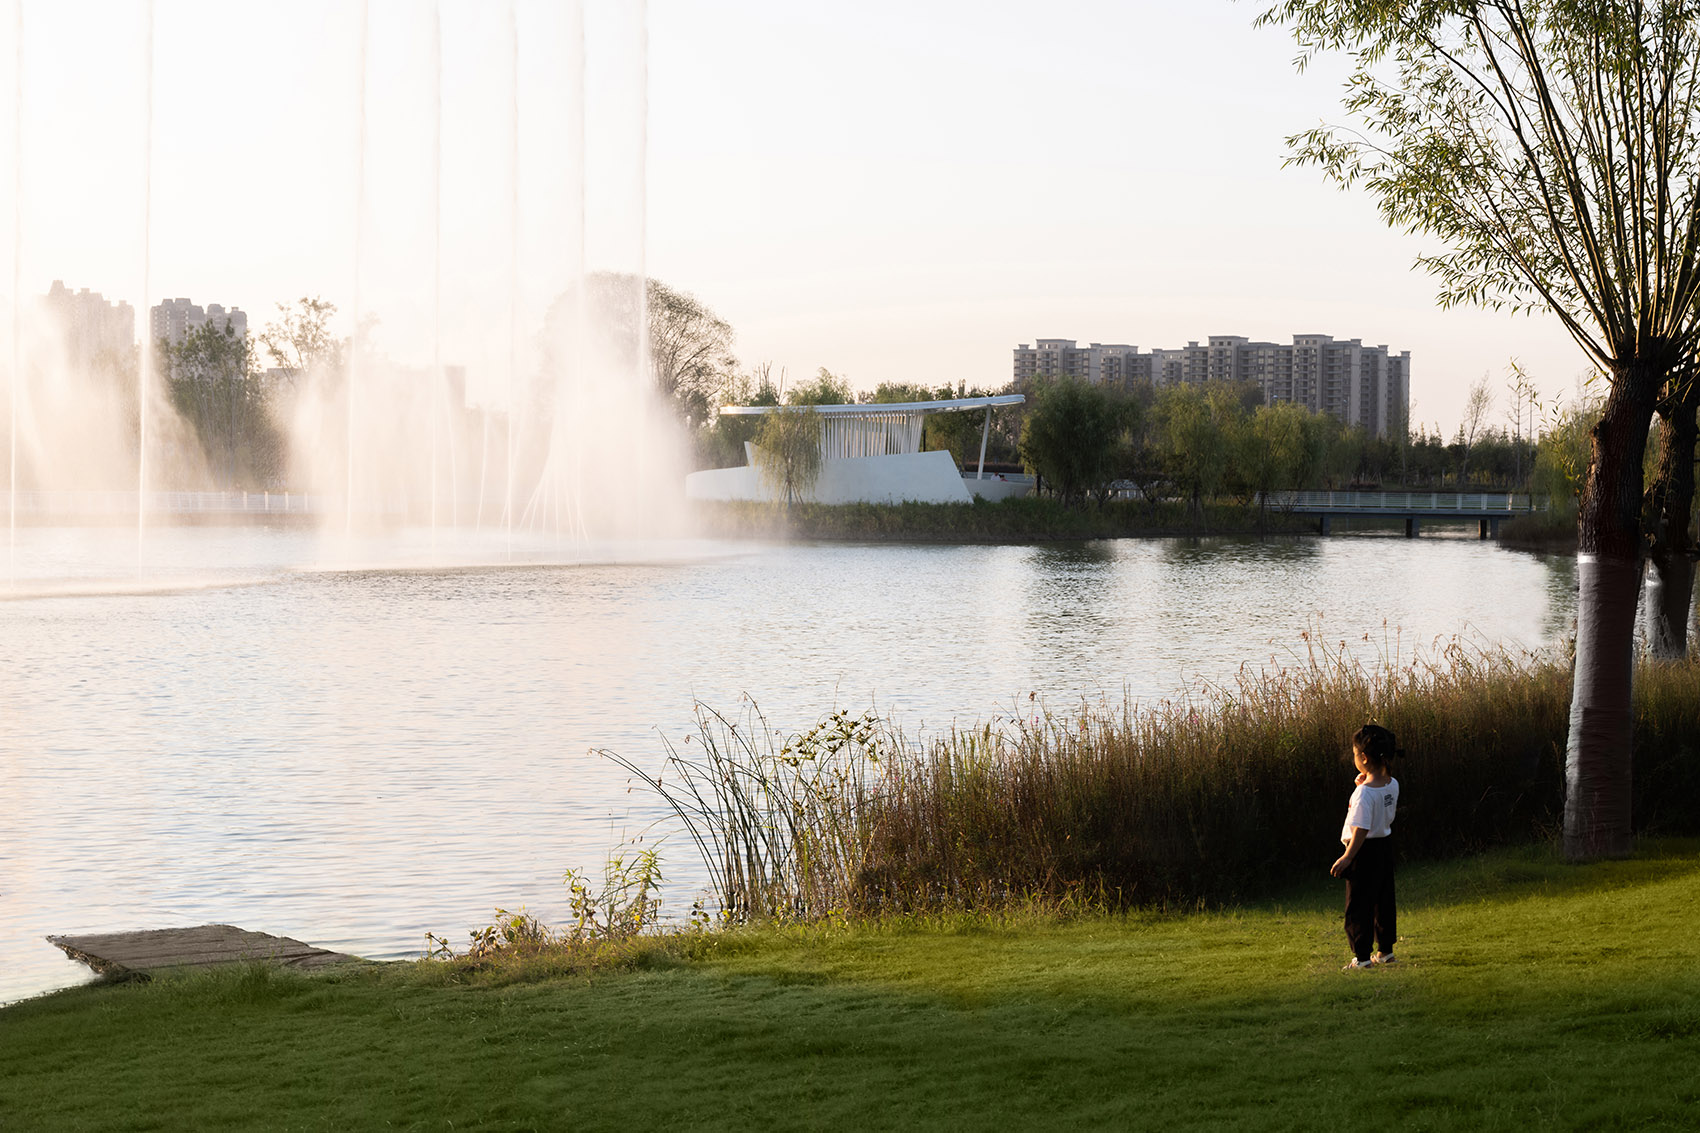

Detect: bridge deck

[1263,490,1541,518]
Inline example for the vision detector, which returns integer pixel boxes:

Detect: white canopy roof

[718,394,1025,416]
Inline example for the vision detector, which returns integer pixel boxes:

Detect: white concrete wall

[686,449,973,505]
[965,474,1033,502]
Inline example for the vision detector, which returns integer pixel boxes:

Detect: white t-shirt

[1341,777,1399,843]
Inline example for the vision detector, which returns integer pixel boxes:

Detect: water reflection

[1537,551,1580,646]
[0,527,1577,1003]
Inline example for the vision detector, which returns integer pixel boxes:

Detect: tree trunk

[1642,385,1698,660]
[1564,365,1659,861]
[1693,569,1700,648]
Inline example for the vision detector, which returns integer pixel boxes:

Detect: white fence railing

[1260,491,1543,514]
[3,490,324,515]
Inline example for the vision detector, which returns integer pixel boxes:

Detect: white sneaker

[1372,952,1396,965]
[1342,957,1375,970]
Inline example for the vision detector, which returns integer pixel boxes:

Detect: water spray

[137,0,154,575]
[349,0,371,539]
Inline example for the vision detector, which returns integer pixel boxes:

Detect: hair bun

[1351,723,1398,765]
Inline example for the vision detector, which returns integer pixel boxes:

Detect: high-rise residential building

[1013,341,1155,386]
[1012,333,1411,438]
[150,297,248,347]
[43,280,135,371]
[1012,339,1092,384]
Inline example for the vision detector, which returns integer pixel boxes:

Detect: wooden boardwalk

[48,925,359,978]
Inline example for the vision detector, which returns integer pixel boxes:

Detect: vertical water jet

[430,0,443,548]
[568,0,588,539]
[634,0,650,486]
[504,0,519,555]
[136,0,154,570]
[8,1,20,588]
[348,0,371,537]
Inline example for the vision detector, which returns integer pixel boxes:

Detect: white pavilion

[684,394,1030,505]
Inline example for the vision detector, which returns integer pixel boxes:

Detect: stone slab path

[48,925,360,978]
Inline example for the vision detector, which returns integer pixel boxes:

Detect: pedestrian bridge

[1259,490,1544,538]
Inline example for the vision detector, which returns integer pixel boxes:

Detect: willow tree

[1258,1,1700,859]
[1018,376,1127,508]
[753,406,823,507]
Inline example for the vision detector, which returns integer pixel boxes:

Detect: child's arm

[1331,828,1366,877]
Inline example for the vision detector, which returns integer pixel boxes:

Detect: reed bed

[858,637,1566,910]
[618,640,1700,919]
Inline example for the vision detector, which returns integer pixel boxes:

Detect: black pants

[1343,836,1396,961]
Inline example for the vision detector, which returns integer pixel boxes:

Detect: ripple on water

[0,527,1575,1003]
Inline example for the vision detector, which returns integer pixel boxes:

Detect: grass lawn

[4,840,1698,1131]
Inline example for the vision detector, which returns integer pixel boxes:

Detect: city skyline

[1013,333,1409,439]
[3,1,1583,436]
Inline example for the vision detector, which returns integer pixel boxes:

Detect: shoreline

[691,497,1575,548]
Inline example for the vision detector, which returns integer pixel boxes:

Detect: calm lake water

[0,525,1576,1003]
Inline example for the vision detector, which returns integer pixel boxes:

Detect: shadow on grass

[1399,835,1700,909]
[1236,836,1700,920]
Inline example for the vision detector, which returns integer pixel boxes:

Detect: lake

[0,525,1575,1003]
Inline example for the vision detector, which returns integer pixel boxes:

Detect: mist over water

[0,0,719,1004]
[3,0,684,575]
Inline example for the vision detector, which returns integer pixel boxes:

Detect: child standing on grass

[1330,723,1401,970]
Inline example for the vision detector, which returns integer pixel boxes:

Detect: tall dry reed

[857,636,1573,909]
[603,702,883,921]
[619,640,1700,917]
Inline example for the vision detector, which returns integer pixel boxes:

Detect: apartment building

[151,297,249,347]
[1012,333,1411,437]
[43,280,135,371]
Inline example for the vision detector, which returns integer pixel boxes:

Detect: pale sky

[5,0,1585,434]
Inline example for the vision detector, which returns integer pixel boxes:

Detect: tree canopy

[1258,0,1700,858]
[647,279,736,426]
[259,296,339,388]
[1018,377,1130,507]
[785,368,854,406]
[164,321,281,488]
[1262,0,1700,372]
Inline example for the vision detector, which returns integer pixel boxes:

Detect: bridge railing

[3,489,326,515]
[1259,490,1544,513]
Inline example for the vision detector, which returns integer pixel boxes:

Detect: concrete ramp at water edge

[48,926,360,979]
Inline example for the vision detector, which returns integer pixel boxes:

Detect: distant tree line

[125,274,1608,521]
[664,285,1620,519]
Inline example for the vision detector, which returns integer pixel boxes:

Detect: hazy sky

[7,0,1586,433]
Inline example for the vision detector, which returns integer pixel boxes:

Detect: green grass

[5,840,1700,1130]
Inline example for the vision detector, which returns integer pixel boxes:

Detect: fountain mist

[8,1,19,587]
[136,0,153,561]
[276,0,682,556]
[2,0,682,579]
